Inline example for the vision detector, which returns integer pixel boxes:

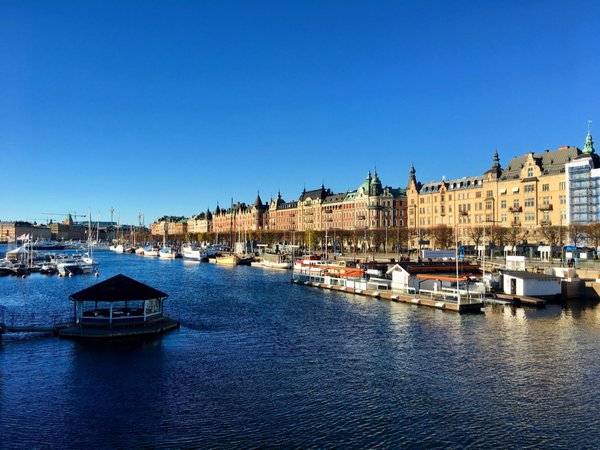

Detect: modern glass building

[566,130,600,225]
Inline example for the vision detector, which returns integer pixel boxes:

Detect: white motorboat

[181,244,208,261]
[158,247,178,259]
[143,245,160,257]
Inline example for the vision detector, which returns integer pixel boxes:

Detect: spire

[583,120,595,155]
[492,149,500,169]
[409,164,416,179]
[254,190,263,207]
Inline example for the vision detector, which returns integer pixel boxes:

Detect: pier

[0,322,67,343]
[291,279,484,313]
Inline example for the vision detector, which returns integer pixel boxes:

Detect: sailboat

[216,200,242,266]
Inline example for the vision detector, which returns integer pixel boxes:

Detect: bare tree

[494,226,509,247]
[506,225,527,254]
[539,225,562,247]
[585,223,600,249]
[568,224,587,247]
[467,226,485,251]
[372,229,387,253]
[429,225,453,249]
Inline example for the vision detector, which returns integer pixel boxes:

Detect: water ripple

[1,250,600,448]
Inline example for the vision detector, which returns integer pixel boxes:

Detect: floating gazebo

[59,274,179,339]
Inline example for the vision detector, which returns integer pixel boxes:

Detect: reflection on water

[1,248,600,448]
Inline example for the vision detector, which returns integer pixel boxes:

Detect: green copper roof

[583,131,595,155]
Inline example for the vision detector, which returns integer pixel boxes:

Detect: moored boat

[143,245,160,257]
[158,247,178,259]
[181,244,208,261]
[262,253,291,269]
[215,254,240,266]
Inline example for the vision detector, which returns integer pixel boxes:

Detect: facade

[407,137,592,248]
[0,221,52,242]
[150,217,188,239]
[187,210,212,235]
[210,195,268,240]
[148,170,408,247]
[566,130,600,225]
[49,214,85,240]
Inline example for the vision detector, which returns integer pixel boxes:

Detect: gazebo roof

[69,274,168,302]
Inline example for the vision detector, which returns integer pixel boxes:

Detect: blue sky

[1,0,599,225]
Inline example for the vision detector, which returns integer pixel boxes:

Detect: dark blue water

[2,248,600,448]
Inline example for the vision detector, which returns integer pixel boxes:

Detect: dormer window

[527,168,533,177]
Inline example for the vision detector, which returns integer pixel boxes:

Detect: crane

[41,212,88,224]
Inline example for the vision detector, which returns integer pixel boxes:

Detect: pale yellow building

[407,145,577,249]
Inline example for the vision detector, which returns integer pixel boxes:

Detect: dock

[291,279,484,313]
[493,292,547,307]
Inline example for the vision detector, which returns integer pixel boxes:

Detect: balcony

[538,204,553,211]
[540,220,552,226]
[509,206,522,213]
[367,204,383,210]
[511,221,522,227]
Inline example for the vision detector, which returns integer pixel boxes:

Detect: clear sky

[1,0,599,225]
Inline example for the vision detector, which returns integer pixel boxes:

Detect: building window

[542,184,549,192]
[476,191,482,198]
[527,167,534,177]
[513,200,520,208]
[525,213,535,222]
[486,190,493,198]
[524,185,535,193]
[501,200,507,209]
[559,182,566,190]
[560,195,566,205]
[524,198,535,208]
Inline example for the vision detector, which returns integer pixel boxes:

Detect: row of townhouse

[150,170,408,242]
[407,129,599,248]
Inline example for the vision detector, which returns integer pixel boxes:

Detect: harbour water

[1,247,600,448]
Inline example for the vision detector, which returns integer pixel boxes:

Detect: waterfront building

[151,216,187,240]
[187,210,212,237]
[407,132,593,249]
[297,185,332,232]
[0,221,51,242]
[566,128,600,225]
[210,195,268,240]
[49,214,85,240]
[150,170,407,248]
[267,191,298,234]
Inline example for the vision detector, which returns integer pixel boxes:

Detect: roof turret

[583,122,595,155]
